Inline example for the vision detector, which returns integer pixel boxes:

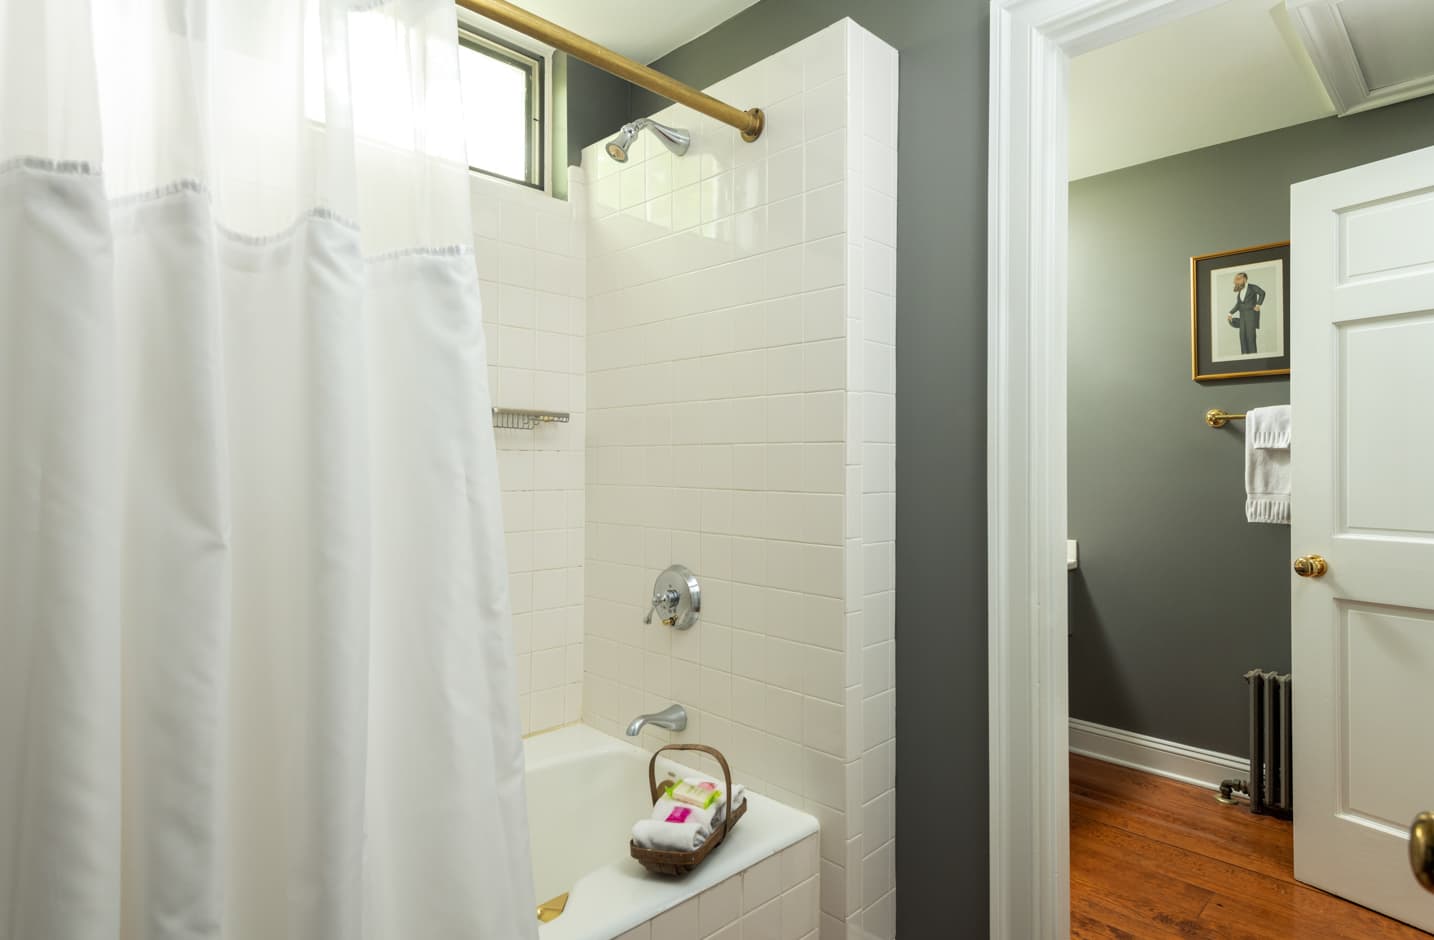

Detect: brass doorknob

[1293,554,1328,578]
[1412,812,1434,893]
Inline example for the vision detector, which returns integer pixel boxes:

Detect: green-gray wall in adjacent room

[571,1,993,933]
[1068,94,1434,758]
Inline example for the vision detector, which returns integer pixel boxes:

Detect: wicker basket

[629,743,747,876]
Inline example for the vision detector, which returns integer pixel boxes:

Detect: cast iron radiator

[1218,670,1292,817]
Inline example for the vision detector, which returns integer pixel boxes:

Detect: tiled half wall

[616,833,820,940]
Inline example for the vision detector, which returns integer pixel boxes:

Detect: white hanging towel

[1246,405,1292,524]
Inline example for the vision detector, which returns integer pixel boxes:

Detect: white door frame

[986,1,1235,936]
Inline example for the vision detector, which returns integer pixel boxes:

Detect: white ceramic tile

[764,94,806,154]
[768,144,806,203]
[651,896,701,940]
[804,23,848,91]
[803,236,845,291]
[804,695,846,757]
[699,875,743,937]
[804,131,846,191]
[768,196,804,250]
[706,921,741,940]
[784,834,821,887]
[744,852,784,912]
[804,184,846,242]
[701,172,734,223]
[781,877,820,939]
[743,897,783,940]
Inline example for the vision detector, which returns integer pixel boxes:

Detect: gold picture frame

[1190,240,1291,381]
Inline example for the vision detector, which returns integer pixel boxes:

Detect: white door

[1291,142,1434,931]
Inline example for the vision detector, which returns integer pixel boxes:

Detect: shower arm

[455,0,765,143]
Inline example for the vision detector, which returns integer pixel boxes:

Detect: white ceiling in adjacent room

[1069,0,1336,180]
[465,0,762,65]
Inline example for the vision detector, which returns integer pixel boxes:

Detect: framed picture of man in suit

[1190,241,1291,381]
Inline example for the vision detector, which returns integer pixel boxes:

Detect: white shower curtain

[0,1,536,938]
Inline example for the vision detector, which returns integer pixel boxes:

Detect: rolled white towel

[653,795,717,834]
[631,819,707,852]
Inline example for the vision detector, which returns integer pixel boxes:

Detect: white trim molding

[986,1,1234,937]
[1069,719,1248,791]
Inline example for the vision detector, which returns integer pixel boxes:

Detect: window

[302,13,546,191]
[457,29,544,189]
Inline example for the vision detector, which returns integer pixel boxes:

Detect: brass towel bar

[456,0,765,142]
[1205,409,1246,428]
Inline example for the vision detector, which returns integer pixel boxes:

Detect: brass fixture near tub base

[457,0,764,142]
[1293,554,1328,578]
[1205,408,1246,428]
[536,891,569,923]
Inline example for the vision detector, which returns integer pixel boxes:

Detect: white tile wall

[579,21,897,939]
[471,172,587,736]
[613,834,820,940]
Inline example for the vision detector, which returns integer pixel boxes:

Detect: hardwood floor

[1070,754,1432,939]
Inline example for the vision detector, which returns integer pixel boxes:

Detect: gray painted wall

[560,55,630,174]
[1068,95,1434,757]
[574,2,992,932]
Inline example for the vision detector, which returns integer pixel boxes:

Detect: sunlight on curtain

[0,2,534,938]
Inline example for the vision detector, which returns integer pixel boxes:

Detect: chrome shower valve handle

[644,588,681,625]
[640,564,701,630]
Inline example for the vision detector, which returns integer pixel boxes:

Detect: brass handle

[1293,554,1328,578]
[1412,812,1434,893]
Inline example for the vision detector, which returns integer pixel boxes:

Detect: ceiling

[467,0,763,65]
[1287,0,1434,114]
[1070,0,1339,179]
[1336,0,1434,89]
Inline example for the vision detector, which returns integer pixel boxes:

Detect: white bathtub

[525,724,820,940]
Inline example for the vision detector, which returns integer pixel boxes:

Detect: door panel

[1343,604,1434,827]
[1338,186,1434,281]
[1339,312,1434,535]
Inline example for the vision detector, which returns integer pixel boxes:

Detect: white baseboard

[1068,718,1247,791]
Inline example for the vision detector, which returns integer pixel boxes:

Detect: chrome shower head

[604,124,638,163]
[604,118,690,163]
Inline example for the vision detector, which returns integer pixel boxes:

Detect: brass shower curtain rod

[456,0,765,142]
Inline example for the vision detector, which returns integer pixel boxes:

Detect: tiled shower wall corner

[471,171,588,737]
[579,21,897,939]
[845,22,898,940]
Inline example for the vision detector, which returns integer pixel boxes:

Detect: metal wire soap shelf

[492,407,570,431]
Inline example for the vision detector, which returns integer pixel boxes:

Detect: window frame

[456,25,545,191]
